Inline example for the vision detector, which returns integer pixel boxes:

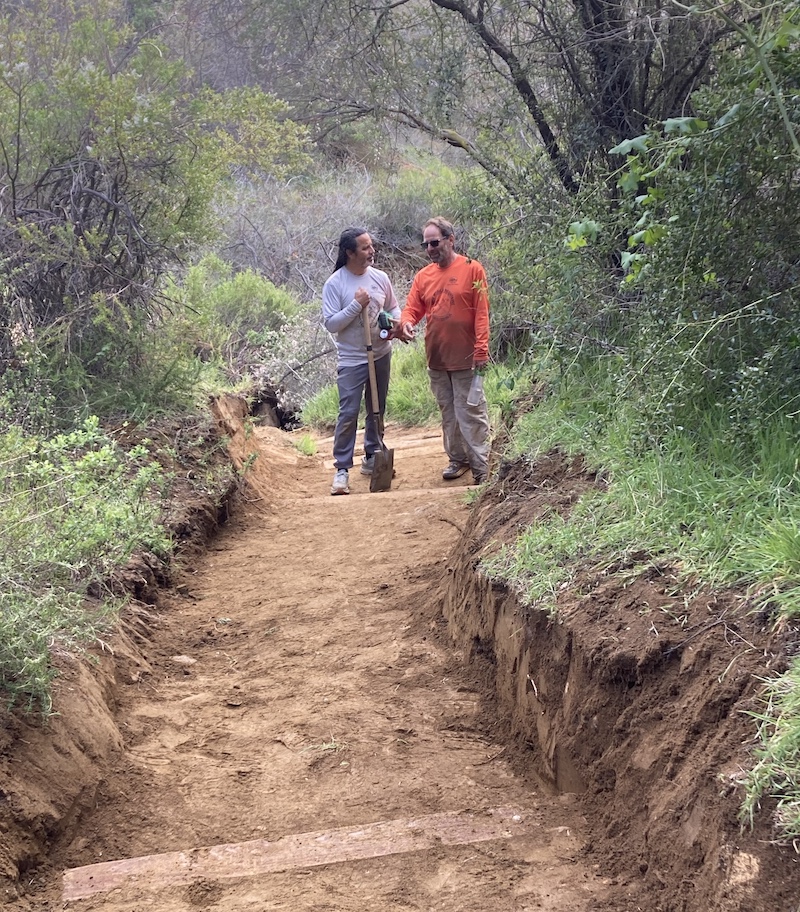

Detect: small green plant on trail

[293,434,317,457]
[238,452,259,478]
[0,418,170,715]
[301,734,349,753]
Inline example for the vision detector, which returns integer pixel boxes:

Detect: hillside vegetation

[1,0,798,843]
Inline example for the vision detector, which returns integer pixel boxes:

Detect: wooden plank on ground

[63,806,532,902]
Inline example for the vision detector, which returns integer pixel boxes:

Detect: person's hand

[355,287,370,309]
[473,358,488,372]
[397,322,415,342]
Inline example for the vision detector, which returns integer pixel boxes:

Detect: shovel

[363,314,394,493]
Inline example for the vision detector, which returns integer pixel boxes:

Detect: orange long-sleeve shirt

[401,254,490,371]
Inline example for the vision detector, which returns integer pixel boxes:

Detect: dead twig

[662,610,731,656]
[473,746,507,766]
[439,516,465,533]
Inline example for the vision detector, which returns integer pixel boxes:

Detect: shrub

[0,417,169,713]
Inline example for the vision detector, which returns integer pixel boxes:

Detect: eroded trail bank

[5,396,800,912]
[16,407,611,910]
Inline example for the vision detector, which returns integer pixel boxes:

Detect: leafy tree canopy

[0,0,310,383]
[165,0,728,198]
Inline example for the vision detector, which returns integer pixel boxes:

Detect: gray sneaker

[331,468,350,495]
[360,453,375,476]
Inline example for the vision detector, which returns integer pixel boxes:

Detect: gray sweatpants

[428,368,490,475]
[332,353,391,470]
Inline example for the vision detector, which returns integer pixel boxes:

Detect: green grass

[293,433,317,456]
[301,383,341,430]
[384,340,439,426]
[484,354,800,843]
[0,418,170,714]
[741,658,800,843]
[481,508,590,616]
[497,380,800,620]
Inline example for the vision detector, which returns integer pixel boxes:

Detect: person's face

[347,233,375,273]
[421,225,455,267]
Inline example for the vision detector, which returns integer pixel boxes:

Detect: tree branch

[428,0,579,193]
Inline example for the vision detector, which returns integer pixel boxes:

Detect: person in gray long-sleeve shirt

[322,227,401,495]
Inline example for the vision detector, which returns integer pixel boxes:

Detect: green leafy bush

[0,0,309,425]
[0,417,170,713]
[162,254,300,384]
[605,18,800,449]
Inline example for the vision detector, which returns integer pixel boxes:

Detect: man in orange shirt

[397,217,490,484]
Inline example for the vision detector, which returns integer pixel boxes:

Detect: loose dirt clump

[0,398,799,911]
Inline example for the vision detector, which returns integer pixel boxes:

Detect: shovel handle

[363,314,382,420]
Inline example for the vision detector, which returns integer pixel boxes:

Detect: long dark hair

[333,226,368,273]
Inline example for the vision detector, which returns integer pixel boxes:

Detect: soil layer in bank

[0,398,798,911]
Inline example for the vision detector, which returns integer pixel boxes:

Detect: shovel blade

[369,448,394,493]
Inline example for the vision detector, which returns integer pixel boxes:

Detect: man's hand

[397,322,415,342]
[473,358,488,372]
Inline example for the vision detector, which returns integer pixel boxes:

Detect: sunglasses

[421,238,445,249]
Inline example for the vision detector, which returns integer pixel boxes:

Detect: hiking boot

[473,471,487,485]
[442,461,470,480]
[360,453,375,476]
[330,468,350,495]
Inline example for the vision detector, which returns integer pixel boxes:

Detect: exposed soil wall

[0,413,236,905]
[2,408,800,912]
[436,452,800,912]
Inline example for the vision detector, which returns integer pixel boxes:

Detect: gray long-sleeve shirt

[322,266,401,368]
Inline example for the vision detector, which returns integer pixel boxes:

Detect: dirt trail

[30,415,616,910]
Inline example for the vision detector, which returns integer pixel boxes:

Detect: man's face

[422,226,454,267]
[348,233,375,273]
